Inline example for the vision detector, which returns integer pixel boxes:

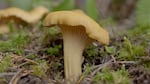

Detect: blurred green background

[0,0,150,27]
[0,0,99,20]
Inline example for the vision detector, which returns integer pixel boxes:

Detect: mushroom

[0,6,49,33]
[43,10,109,83]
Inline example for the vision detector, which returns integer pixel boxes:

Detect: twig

[11,54,38,65]
[110,55,116,62]
[21,70,33,77]
[24,58,38,65]
[9,69,24,84]
[15,61,31,69]
[116,61,137,64]
[0,72,16,77]
[77,75,84,84]
[90,59,113,76]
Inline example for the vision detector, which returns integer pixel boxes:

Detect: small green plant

[84,44,98,58]
[118,37,145,60]
[0,55,13,72]
[105,46,116,54]
[92,66,131,84]
[46,45,62,56]
[31,60,49,77]
[42,27,60,45]
[82,64,93,76]
[99,46,116,58]
[45,27,60,36]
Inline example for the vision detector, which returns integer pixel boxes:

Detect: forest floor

[0,22,149,84]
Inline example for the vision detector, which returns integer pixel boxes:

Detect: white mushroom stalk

[61,25,92,82]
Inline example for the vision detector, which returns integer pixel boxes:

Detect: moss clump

[92,66,131,84]
[0,55,13,73]
[31,60,49,77]
[0,30,29,55]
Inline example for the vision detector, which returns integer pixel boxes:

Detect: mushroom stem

[60,25,92,83]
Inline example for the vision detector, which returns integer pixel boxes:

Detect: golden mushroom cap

[43,10,109,45]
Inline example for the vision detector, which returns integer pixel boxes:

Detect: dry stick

[116,61,137,64]
[12,59,38,70]
[24,58,38,65]
[18,61,31,68]
[14,61,35,69]
[9,69,24,84]
[11,55,38,65]
[77,75,84,84]
[110,55,116,62]
[21,70,32,77]
[90,59,113,76]
[0,72,16,77]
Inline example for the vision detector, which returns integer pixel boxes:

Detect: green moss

[82,64,93,76]
[46,45,62,56]
[92,66,131,84]
[41,27,60,46]
[31,60,49,77]
[0,30,29,55]
[118,25,150,61]
[0,55,13,73]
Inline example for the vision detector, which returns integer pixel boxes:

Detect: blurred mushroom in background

[0,6,49,34]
